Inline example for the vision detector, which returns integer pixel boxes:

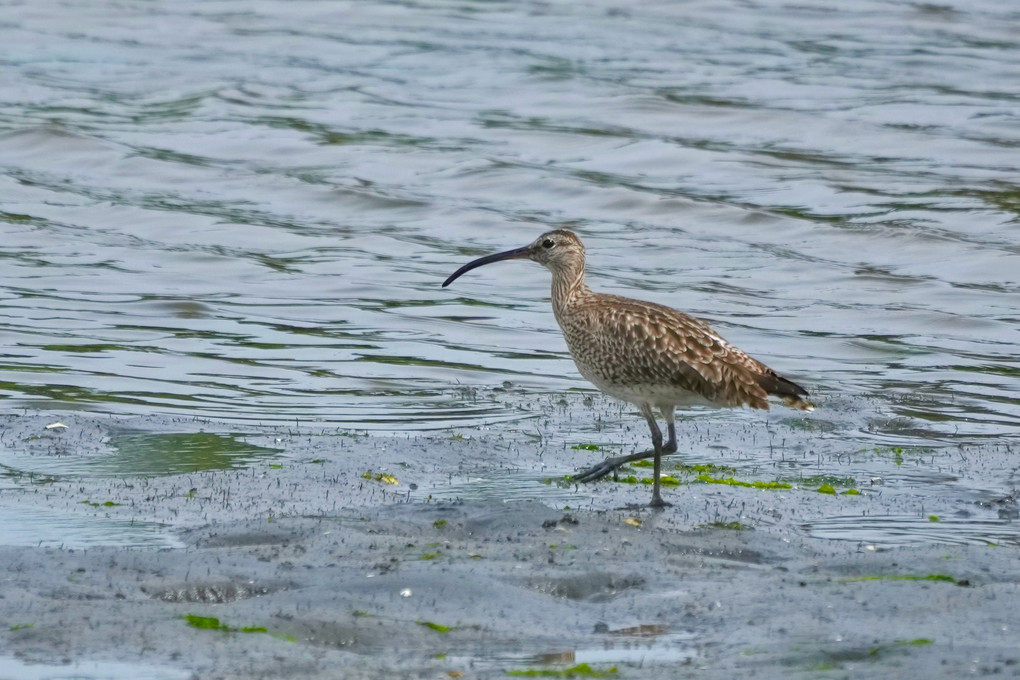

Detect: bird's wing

[570,295,776,409]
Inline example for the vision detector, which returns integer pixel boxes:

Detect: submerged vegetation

[615,475,680,486]
[701,521,750,530]
[506,663,618,678]
[81,499,121,507]
[674,462,737,475]
[842,574,960,584]
[591,464,861,495]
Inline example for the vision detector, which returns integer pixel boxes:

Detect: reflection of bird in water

[443,230,813,507]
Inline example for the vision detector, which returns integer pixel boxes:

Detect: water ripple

[0,0,1017,446]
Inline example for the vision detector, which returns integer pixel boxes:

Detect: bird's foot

[614,497,673,511]
[572,455,635,483]
[572,449,656,483]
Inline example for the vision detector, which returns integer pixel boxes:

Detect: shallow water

[0,504,179,549]
[1,0,1019,553]
[0,657,191,680]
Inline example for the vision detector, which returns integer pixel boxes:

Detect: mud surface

[1,402,1018,679]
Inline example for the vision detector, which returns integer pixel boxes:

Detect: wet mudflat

[1,0,1019,677]
[2,395,1017,680]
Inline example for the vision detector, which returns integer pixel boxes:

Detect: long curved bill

[442,245,530,287]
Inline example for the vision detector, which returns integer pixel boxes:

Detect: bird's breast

[559,314,685,401]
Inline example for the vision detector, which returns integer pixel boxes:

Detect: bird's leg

[572,405,673,508]
[664,422,677,453]
[573,402,662,483]
[661,406,677,454]
[640,405,671,508]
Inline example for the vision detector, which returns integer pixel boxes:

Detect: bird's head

[442,230,585,287]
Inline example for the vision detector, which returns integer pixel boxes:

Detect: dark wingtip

[781,394,816,412]
[759,373,814,411]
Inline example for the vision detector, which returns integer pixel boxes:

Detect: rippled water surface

[1,2,1018,491]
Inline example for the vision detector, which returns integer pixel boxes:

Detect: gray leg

[573,404,675,509]
[661,405,677,454]
[639,404,671,508]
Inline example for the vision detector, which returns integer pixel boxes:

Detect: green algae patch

[361,471,399,485]
[184,615,232,632]
[780,474,856,488]
[702,521,749,530]
[433,519,448,528]
[109,432,281,476]
[0,211,35,223]
[696,474,791,490]
[861,637,935,659]
[183,614,283,637]
[506,663,618,678]
[774,474,858,494]
[10,623,34,631]
[336,430,368,438]
[82,500,121,508]
[677,462,737,475]
[571,443,600,451]
[842,574,958,584]
[629,460,740,474]
[928,515,940,522]
[417,620,452,633]
[640,475,680,486]
[865,444,936,468]
[614,475,680,486]
[420,552,441,560]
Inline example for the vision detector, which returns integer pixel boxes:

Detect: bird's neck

[550,260,592,318]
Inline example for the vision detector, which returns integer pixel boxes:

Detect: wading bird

[442,230,812,507]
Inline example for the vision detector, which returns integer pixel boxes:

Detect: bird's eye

[542,239,554,249]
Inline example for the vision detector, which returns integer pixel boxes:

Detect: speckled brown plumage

[443,229,812,507]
